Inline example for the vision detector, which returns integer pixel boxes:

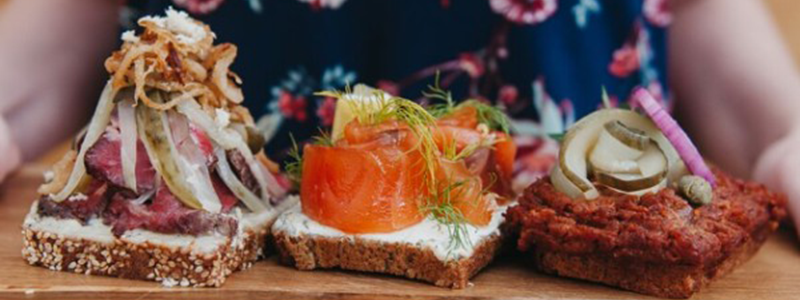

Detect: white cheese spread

[23,201,278,254]
[272,198,507,262]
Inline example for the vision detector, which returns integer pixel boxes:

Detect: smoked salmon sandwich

[22,8,293,287]
[272,84,517,288]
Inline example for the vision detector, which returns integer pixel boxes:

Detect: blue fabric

[130,0,670,159]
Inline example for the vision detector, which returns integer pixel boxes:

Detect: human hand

[0,117,22,182]
[754,126,800,235]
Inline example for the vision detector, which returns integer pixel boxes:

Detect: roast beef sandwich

[22,8,293,287]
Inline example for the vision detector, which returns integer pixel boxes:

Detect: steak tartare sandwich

[22,8,293,287]
[504,89,786,298]
[272,84,516,288]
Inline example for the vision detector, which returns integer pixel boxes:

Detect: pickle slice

[136,92,205,210]
[593,139,668,193]
[554,109,676,199]
[604,120,649,150]
[589,127,643,174]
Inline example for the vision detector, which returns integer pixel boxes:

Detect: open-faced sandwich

[21,8,293,287]
[504,88,787,298]
[272,84,516,288]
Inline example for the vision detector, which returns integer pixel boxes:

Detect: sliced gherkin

[136,91,204,210]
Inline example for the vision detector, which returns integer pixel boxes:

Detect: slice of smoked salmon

[301,105,515,233]
[435,158,492,226]
[433,125,517,199]
[300,138,426,234]
[437,105,479,129]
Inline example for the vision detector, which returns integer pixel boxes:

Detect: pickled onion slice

[630,88,716,186]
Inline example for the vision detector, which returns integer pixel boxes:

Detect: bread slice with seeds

[21,200,282,287]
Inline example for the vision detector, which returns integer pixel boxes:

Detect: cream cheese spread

[23,201,280,254]
[272,195,506,261]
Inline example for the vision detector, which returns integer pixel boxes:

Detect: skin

[2,1,800,234]
[670,0,800,232]
[0,0,118,160]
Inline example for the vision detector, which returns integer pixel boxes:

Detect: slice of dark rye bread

[271,202,508,289]
[21,200,286,287]
[529,221,771,299]
[273,231,503,289]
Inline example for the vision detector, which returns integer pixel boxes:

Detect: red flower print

[498,85,518,105]
[172,0,225,15]
[316,97,337,126]
[376,80,400,96]
[278,91,309,122]
[297,0,348,10]
[608,44,640,78]
[489,0,558,25]
[644,0,672,27]
[511,136,558,193]
[458,53,485,78]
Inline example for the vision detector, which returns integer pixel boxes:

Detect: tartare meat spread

[505,169,786,266]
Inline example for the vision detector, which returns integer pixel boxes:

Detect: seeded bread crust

[272,230,503,289]
[529,219,775,299]
[21,220,270,287]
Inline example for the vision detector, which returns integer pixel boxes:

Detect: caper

[677,175,713,206]
[245,126,266,154]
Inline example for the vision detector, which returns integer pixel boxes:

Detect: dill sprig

[285,134,303,188]
[285,130,334,189]
[422,74,511,133]
[460,100,511,134]
[424,72,456,118]
[384,97,440,189]
[420,179,473,255]
[311,129,335,147]
[481,172,498,194]
[442,138,482,162]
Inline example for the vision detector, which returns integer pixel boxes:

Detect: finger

[754,132,800,234]
[0,117,21,181]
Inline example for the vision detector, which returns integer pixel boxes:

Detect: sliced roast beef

[212,171,240,212]
[37,180,109,223]
[85,130,156,194]
[104,179,238,237]
[66,117,242,237]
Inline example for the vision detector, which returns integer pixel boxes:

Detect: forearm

[0,0,118,160]
[669,0,800,178]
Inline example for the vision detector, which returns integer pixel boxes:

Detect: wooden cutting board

[1,165,799,300]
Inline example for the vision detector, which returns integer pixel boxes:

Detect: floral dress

[126,0,671,188]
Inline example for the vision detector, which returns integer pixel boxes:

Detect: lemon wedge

[331,84,393,141]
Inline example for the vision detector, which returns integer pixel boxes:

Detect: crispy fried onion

[208,44,243,104]
[105,14,245,114]
[38,150,78,195]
